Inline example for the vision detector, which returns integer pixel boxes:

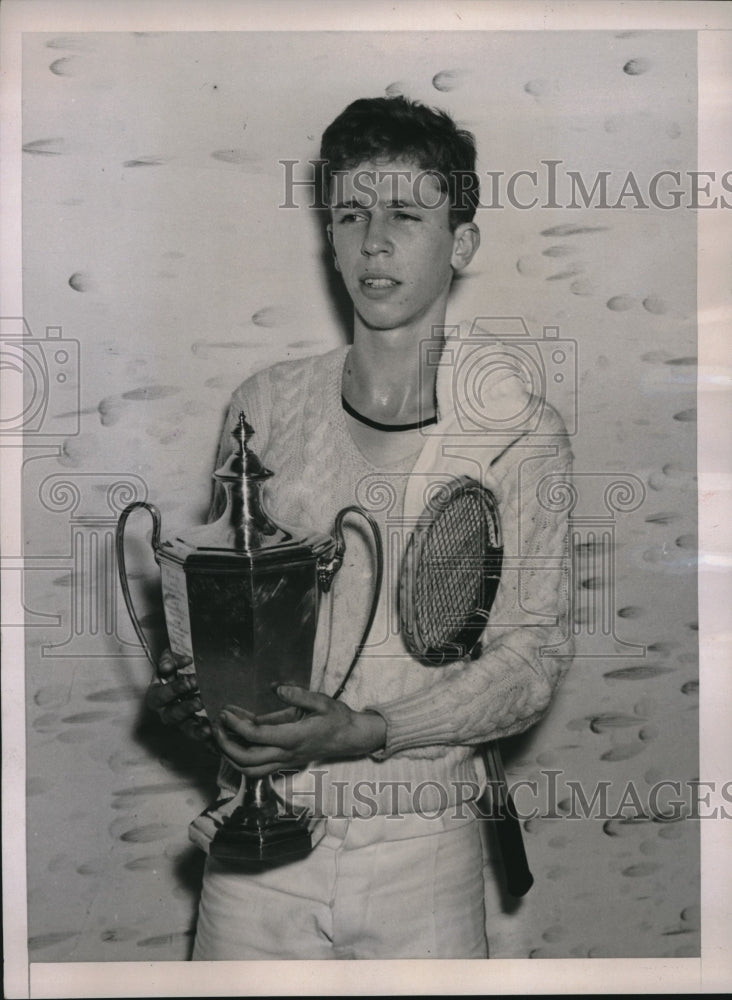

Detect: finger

[219,708,308,751]
[164,673,199,699]
[223,742,292,766]
[146,681,176,713]
[274,685,332,715]
[218,705,256,722]
[217,708,262,743]
[180,717,214,744]
[147,673,199,712]
[213,723,293,768]
[252,706,303,726]
[222,717,312,752]
[157,648,179,680]
[174,669,200,692]
[157,649,194,682]
[161,695,205,726]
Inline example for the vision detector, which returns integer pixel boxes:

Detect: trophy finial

[215,411,273,484]
[233,411,256,452]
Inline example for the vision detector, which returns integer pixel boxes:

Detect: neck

[346,312,447,423]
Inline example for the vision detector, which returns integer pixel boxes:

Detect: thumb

[274,684,329,714]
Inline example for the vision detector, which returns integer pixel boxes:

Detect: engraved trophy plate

[159,560,194,661]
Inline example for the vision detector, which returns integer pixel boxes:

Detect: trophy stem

[244,776,274,811]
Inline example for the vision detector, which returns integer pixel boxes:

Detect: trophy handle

[318,505,383,702]
[115,500,162,668]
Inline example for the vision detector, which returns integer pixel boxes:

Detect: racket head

[400,476,503,666]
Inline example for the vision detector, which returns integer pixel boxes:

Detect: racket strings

[414,493,493,648]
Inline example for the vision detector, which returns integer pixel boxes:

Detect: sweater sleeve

[367,439,574,758]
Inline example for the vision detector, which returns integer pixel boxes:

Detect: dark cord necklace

[341,394,438,432]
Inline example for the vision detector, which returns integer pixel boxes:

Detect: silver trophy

[116,413,381,867]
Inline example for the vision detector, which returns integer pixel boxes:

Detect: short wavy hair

[320,96,480,229]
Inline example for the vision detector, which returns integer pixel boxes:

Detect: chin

[358,316,409,333]
[355,304,412,331]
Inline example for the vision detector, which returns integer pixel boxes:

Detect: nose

[361,216,392,256]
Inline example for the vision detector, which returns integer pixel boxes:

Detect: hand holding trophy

[144,649,212,746]
[116,413,382,868]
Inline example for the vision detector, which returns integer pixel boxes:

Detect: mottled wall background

[21,31,699,962]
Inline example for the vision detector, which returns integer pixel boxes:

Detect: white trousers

[192,812,489,960]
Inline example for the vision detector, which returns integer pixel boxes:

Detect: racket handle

[491,788,534,898]
[480,742,534,898]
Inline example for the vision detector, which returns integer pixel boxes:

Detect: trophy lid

[160,411,333,568]
[213,412,273,485]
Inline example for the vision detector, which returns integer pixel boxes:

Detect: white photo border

[1,1,730,996]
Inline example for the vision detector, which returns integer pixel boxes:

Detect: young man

[149,96,573,960]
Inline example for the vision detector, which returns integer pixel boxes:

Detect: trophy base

[189,781,325,869]
[209,808,320,868]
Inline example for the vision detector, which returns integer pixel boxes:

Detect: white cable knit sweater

[208,337,574,817]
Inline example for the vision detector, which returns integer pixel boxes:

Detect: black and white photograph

[1,1,730,996]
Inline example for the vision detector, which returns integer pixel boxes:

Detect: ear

[326,223,340,271]
[450,222,480,272]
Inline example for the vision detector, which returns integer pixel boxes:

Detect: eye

[337,211,367,224]
[393,211,420,222]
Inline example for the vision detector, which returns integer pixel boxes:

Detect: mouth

[361,276,399,288]
[360,276,401,293]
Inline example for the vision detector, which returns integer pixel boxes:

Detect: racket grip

[491,789,534,898]
[480,742,534,898]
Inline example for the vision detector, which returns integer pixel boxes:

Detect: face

[327,159,479,335]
